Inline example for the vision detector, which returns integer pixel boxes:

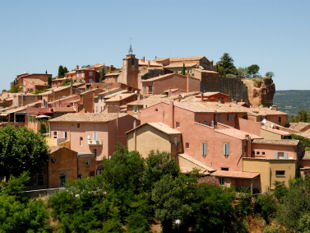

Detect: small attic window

[155,108,158,112]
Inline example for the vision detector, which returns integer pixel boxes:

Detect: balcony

[88,139,102,146]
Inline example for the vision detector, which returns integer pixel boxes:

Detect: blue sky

[0,0,309,90]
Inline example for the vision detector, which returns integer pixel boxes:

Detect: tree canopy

[0,125,49,179]
[99,67,106,82]
[247,64,260,77]
[49,146,248,232]
[0,172,52,232]
[58,65,69,78]
[215,53,238,77]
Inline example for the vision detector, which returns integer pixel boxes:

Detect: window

[93,149,97,157]
[176,122,180,128]
[53,131,57,139]
[80,137,83,145]
[93,132,98,141]
[85,158,90,167]
[59,174,67,187]
[77,123,80,128]
[64,131,67,139]
[186,142,190,149]
[155,108,158,112]
[223,143,229,157]
[201,143,207,156]
[218,114,222,122]
[276,170,285,177]
[89,71,93,77]
[203,121,207,125]
[262,152,265,155]
[275,152,287,159]
[219,177,225,185]
[149,85,153,93]
[252,151,255,155]
[256,151,260,155]
[221,167,229,171]
[143,86,147,93]
[226,114,229,121]
[133,105,138,113]
[278,117,281,124]
[231,114,234,121]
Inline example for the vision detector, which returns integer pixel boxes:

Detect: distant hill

[274,90,310,116]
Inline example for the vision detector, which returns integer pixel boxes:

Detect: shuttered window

[223,143,230,157]
[201,143,207,156]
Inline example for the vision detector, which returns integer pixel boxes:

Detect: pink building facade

[142,73,200,96]
[49,113,138,173]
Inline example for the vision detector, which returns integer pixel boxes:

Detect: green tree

[99,67,106,82]
[47,75,52,88]
[0,173,52,232]
[152,174,194,232]
[39,123,47,134]
[143,151,179,193]
[0,194,52,232]
[247,64,260,77]
[255,193,277,224]
[216,53,238,77]
[102,145,145,191]
[58,65,69,78]
[0,125,49,179]
[62,78,73,86]
[10,84,21,93]
[290,110,310,122]
[190,184,245,233]
[265,72,274,78]
[181,63,186,75]
[0,171,30,203]
[277,177,310,230]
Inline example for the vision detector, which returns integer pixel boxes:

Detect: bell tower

[117,44,139,89]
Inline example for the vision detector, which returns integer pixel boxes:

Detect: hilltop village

[0,49,309,194]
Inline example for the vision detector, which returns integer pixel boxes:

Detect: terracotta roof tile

[252,138,299,146]
[49,112,127,122]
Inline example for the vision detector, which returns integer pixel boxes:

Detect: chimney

[171,101,175,128]
[271,105,278,111]
[186,76,189,92]
[141,56,145,62]
[76,65,79,70]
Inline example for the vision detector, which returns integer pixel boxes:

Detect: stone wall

[200,71,275,106]
[201,74,248,102]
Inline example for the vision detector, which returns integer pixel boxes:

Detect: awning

[212,170,260,179]
[36,115,51,119]
[178,153,215,175]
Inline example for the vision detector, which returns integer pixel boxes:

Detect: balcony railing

[88,139,102,146]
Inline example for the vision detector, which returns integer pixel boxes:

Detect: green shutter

[275,152,278,159]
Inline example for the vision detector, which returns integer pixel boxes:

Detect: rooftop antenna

[128,37,133,55]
